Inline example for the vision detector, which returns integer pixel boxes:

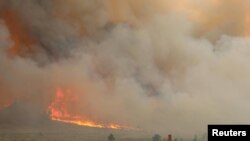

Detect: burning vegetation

[48,87,133,130]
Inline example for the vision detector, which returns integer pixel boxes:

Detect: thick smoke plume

[1,0,250,137]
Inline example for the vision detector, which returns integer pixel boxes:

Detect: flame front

[48,87,133,130]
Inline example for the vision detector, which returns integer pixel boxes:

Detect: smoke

[1,0,250,137]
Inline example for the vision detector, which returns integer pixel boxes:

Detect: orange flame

[48,87,134,130]
[0,101,12,110]
[1,9,35,57]
[0,89,13,110]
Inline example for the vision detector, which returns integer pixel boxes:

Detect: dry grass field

[0,123,201,141]
[0,129,201,141]
[0,124,153,141]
